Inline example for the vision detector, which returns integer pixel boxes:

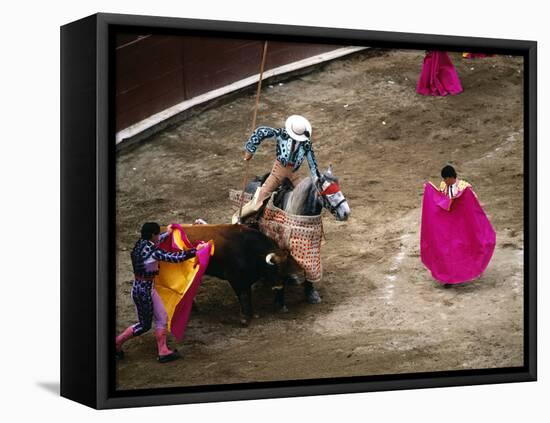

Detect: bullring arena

[116,48,524,390]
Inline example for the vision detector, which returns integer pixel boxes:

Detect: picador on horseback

[232,115,351,306]
[233,115,319,222]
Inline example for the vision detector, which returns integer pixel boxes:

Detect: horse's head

[316,165,351,221]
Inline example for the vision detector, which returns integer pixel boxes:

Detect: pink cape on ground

[420,183,496,284]
[416,51,463,96]
[463,53,494,59]
[157,224,213,341]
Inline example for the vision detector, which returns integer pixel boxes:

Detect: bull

[178,224,304,325]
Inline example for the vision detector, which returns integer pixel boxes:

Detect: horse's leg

[304,280,322,304]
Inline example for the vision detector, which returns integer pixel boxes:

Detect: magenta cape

[416,51,463,96]
[156,224,213,341]
[463,53,494,59]
[420,184,496,284]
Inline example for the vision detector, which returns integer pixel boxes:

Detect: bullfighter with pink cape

[420,166,496,284]
[417,51,463,96]
[463,52,494,59]
[115,223,212,363]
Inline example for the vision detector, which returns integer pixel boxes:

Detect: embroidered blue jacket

[131,232,196,278]
[244,126,319,178]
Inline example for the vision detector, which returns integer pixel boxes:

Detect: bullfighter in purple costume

[115,222,208,363]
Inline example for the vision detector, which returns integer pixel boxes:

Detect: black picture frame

[60,12,537,409]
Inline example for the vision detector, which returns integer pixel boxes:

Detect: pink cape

[416,51,463,96]
[420,184,496,284]
[158,224,212,341]
[463,53,494,59]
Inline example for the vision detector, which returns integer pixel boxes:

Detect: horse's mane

[264,169,340,216]
[286,177,315,215]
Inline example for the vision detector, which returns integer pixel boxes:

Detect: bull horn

[266,253,276,265]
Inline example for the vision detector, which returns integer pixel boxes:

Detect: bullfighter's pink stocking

[151,288,168,330]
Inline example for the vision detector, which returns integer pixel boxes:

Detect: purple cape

[420,183,496,284]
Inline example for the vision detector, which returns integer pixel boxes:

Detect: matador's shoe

[155,328,180,363]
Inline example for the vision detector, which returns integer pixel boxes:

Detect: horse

[273,164,350,221]
[245,165,350,309]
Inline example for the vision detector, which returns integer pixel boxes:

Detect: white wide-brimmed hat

[285,115,312,142]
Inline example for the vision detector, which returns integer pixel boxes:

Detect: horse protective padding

[258,197,323,283]
[229,189,253,210]
[155,224,214,341]
[420,183,496,284]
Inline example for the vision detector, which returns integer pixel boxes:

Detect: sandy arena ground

[115,49,524,390]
